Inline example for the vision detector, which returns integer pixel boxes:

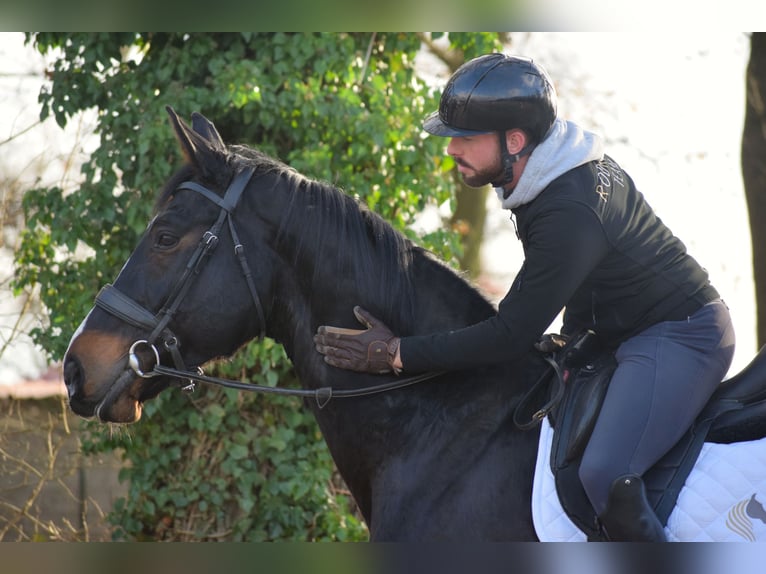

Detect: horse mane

[232,144,422,332]
[156,142,490,335]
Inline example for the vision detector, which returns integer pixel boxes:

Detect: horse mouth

[87,368,143,423]
[66,356,175,424]
[96,369,176,423]
[68,386,142,424]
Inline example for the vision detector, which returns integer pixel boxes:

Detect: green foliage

[17,32,505,541]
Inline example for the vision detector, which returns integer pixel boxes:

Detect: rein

[151,364,444,409]
[94,167,444,406]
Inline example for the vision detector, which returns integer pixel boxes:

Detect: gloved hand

[534,333,568,354]
[314,306,401,375]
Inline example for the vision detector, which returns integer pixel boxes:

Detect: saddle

[517,330,766,541]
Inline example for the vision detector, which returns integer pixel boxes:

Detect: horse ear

[165,106,225,176]
[190,112,227,153]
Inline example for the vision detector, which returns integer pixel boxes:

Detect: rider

[313,53,735,541]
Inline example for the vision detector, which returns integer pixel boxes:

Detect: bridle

[95,167,265,392]
[93,166,442,408]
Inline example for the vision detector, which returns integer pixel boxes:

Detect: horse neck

[240,177,523,524]
[244,171,496,380]
[267,243,496,389]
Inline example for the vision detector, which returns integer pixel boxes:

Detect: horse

[63,107,766,542]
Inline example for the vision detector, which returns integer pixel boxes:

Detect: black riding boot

[598,474,667,542]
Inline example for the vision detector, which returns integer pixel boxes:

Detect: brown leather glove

[314,306,401,374]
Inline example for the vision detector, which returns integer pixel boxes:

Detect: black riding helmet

[423,54,557,189]
[424,53,557,142]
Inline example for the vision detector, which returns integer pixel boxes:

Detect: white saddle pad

[532,417,766,541]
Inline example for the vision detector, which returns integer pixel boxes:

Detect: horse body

[63,108,543,540]
[310,371,539,540]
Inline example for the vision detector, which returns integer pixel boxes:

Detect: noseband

[94,167,266,392]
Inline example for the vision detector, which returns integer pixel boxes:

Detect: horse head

[63,107,494,428]
[63,107,277,422]
[746,493,766,524]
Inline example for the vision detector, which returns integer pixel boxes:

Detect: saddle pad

[532,417,766,542]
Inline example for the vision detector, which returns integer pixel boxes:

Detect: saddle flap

[548,352,616,538]
[553,359,615,466]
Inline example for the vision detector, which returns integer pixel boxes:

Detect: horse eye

[154,232,179,250]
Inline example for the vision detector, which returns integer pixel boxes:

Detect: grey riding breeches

[578,299,735,516]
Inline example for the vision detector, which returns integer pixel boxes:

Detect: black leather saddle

[532,332,766,540]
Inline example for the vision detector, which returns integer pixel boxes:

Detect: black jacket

[401,156,719,372]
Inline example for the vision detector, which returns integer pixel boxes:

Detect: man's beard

[456,158,504,188]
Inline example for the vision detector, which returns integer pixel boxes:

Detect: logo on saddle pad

[726,494,766,541]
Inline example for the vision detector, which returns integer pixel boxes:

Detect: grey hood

[495,119,604,210]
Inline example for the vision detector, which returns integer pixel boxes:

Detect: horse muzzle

[63,329,161,423]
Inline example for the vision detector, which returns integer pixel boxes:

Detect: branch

[358,32,377,86]
[0,119,43,148]
[0,290,33,361]
[416,33,464,72]
[0,436,63,540]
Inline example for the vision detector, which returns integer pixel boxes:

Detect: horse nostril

[63,355,83,397]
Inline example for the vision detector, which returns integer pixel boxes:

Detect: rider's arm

[399,201,608,372]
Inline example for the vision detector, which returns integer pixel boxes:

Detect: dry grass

[0,396,123,541]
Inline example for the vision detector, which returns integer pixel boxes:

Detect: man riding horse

[314,53,735,542]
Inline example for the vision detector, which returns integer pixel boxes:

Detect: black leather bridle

[92,166,443,407]
[95,167,266,392]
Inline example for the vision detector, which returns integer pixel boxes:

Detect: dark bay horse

[63,108,766,542]
[63,107,544,541]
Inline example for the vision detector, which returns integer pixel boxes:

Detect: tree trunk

[451,176,489,279]
[743,33,766,348]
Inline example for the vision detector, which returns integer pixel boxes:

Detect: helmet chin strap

[493,131,535,198]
